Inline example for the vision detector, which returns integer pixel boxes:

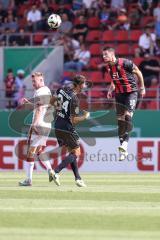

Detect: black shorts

[55,128,80,149]
[115,91,138,116]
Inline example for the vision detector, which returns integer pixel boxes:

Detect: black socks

[55,153,81,180]
[118,115,133,144]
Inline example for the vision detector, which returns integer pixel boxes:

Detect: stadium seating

[18,4,29,17]
[87,17,100,29]
[116,44,130,56]
[2,0,159,111]
[104,73,112,83]
[18,17,27,29]
[132,57,144,66]
[89,43,101,56]
[89,57,102,70]
[89,71,104,83]
[147,101,158,110]
[79,71,90,80]
[49,3,59,11]
[140,16,155,28]
[33,32,44,45]
[62,71,74,79]
[102,30,115,42]
[129,30,142,42]
[86,30,102,42]
[116,30,129,42]
[130,43,139,55]
[127,3,138,12]
[145,85,158,98]
[89,86,106,98]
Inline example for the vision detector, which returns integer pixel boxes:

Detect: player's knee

[27,149,35,162]
[125,114,132,122]
[117,114,125,121]
[37,146,45,156]
[71,147,81,157]
[124,110,132,116]
[27,147,36,158]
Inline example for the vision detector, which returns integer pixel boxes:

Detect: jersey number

[57,93,69,113]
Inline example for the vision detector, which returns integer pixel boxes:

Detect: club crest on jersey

[113,72,119,79]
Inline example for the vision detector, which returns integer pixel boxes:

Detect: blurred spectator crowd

[4,68,26,108]
[1,0,160,109]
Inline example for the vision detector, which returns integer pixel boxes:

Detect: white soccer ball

[48,14,62,29]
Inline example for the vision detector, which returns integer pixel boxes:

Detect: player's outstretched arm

[71,111,90,125]
[20,98,33,105]
[132,66,146,98]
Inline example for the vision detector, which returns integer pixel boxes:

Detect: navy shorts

[115,91,138,116]
[55,128,80,149]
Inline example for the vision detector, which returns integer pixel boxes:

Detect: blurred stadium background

[0,0,160,240]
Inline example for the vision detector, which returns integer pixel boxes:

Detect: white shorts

[30,127,51,147]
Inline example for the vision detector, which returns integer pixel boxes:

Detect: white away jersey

[32,86,53,128]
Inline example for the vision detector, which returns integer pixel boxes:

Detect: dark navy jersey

[55,87,79,130]
[106,58,138,94]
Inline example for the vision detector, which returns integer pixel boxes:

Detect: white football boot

[19,179,32,186]
[75,179,86,187]
[118,146,128,161]
[48,169,55,182]
[53,173,60,186]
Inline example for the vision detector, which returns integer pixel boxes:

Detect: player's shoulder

[119,57,132,63]
[37,86,51,95]
[120,58,133,67]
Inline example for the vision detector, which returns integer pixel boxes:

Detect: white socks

[25,161,34,181]
[24,152,53,182]
[121,141,128,151]
[38,153,52,171]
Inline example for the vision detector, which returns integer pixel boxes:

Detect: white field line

[1,206,160,212]
[1,187,160,193]
[2,179,160,182]
[0,228,160,236]
[0,172,160,180]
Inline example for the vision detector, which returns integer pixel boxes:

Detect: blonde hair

[31,72,44,78]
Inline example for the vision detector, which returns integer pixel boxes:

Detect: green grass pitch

[0,172,160,240]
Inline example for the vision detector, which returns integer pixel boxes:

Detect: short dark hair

[102,46,115,53]
[73,75,86,86]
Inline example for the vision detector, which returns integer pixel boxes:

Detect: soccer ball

[48,14,62,29]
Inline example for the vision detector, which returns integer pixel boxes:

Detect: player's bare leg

[19,146,37,186]
[37,145,54,182]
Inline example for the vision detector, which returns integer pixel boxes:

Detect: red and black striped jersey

[106,58,138,94]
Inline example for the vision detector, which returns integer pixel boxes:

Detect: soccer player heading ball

[102,47,146,160]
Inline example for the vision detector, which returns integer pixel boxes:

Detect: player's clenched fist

[83,110,90,119]
[107,91,112,99]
